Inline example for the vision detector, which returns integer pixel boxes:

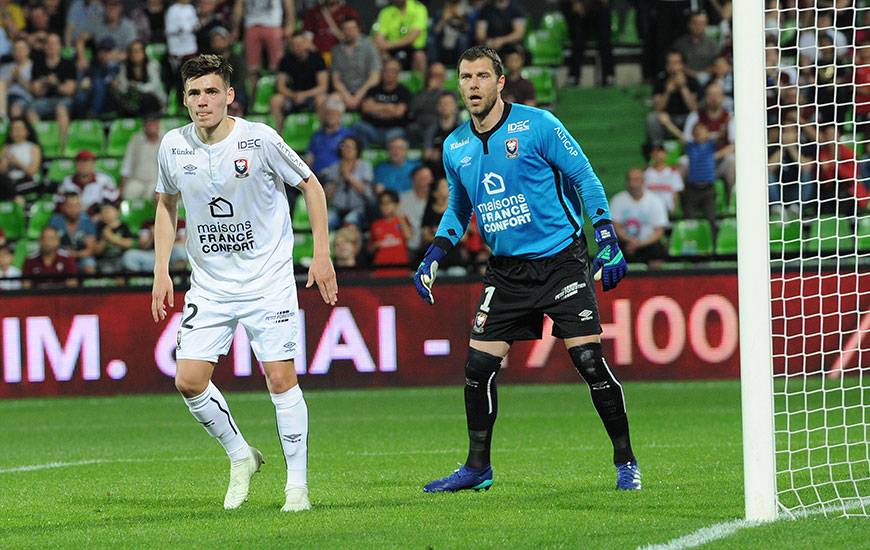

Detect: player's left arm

[539,111,627,291]
[264,128,337,305]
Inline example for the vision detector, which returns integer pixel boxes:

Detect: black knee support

[465,348,502,389]
[463,348,502,469]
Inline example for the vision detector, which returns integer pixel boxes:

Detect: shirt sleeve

[538,110,611,225]
[263,126,313,187]
[433,146,473,247]
[155,136,178,194]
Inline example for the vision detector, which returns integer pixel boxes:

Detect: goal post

[736,0,870,521]
[734,0,778,522]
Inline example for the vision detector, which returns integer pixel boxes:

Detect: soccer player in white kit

[150,55,338,512]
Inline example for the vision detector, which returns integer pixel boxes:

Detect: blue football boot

[423,465,493,493]
[615,460,642,490]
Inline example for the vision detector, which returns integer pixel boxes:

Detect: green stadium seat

[521,66,556,105]
[341,112,361,126]
[34,120,63,158]
[252,74,276,114]
[857,216,870,252]
[165,87,180,117]
[362,148,389,166]
[292,198,311,231]
[540,11,568,46]
[727,189,737,215]
[768,219,802,255]
[12,238,29,269]
[663,140,683,166]
[160,117,188,134]
[247,114,276,128]
[714,217,738,256]
[0,118,8,146]
[443,70,459,95]
[805,216,855,255]
[524,29,562,66]
[0,201,26,241]
[66,119,106,157]
[293,231,315,265]
[145,43,167,65]
[281,112,318,152]
[26,199,56,240]
[398,70,423,94]
[96,157,122,184]
[714,179,727,214]
[45,158,76,183]
[106,118,142,157]
[668,219,714,257]
[120,198,156,233]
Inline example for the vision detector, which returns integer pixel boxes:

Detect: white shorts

[176,284,300,363]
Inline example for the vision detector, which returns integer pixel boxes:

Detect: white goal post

[736,0,870,521]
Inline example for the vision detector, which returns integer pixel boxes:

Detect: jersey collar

[471,102,512,155]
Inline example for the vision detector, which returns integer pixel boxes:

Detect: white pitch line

[0,456,213,474]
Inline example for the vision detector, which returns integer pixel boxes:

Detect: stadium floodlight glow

[736,0,870,521]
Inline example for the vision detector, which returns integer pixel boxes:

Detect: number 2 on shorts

[181,303,199,329]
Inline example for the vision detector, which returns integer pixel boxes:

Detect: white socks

[184,382,251,462]
[271,384,308,490]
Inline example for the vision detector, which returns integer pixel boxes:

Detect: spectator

[58,150,119,213]
[610,168,668,269]
[195,0,227,54]
[92,0,138,53]
[560,0,614,87]
[671,11,720,85]
[649,0,693,75]
[305,94,354,175]
[120,113,163,200]
[797,10,848,65]
[38,0,65,37]
[374,136,420,193]
[767,124,814,219]
[302,0,359,58]
[332,224,363,269]
[422,91,461,177]
[331,17,381,112]
[643,143,683,215]
[64,0,103,47]
[681,123,718,231]
[682,83,735,196]
[813,123,866,216]
[704,55,734,112]
[407,62,448,147]
[74,37,121,118]
[0,38,35,121]
[429,0,471,66]
[112,40,167,116]
[122,219,188,272]
[419,175,466,270]
[208,26,248,114]
[475,0,527,51]
[0,117,41,201]
[23,225,78,288]
[48,192,98,274]
[373,0,428,73]
[353,58,410,148]
[165,0,199,88]
[94,202,135,274]
[320,135,374,229]
[646,50,701,145]
[368,189,412,275]
[27,33,74,147]
[270,31,329,134]
[235,0,295,85]
[24,3,53,53]
[399,164,433,258]
[131,0,166,44]
[501,45,535,106]
[0,243,22,290]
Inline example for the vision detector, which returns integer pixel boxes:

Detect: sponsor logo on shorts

[208,196,234,218]
[283,341,296,353]
[507,120,530,133]
[265,310,294,324]
[234,158,249,178]
[237,138,262,150]
[472,311,488,334]
[579,309,594,322]
[183,164,197,175]
[555,281,586,301]
[505,138,518,159]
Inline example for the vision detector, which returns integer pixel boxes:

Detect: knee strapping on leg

[465,348,502,389]
[568,343,625,417]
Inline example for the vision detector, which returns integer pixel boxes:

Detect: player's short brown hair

[458,46,504,79]
[181,54,234,89]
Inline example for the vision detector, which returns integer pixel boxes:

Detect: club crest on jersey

[234,158,249,178]
[472,311,488,334]
[505,138,518,159]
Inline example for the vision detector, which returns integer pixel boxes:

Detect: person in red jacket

[368,189,412,276]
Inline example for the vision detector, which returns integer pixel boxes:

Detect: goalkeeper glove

[414,240,449,304]
[591,222,628,292]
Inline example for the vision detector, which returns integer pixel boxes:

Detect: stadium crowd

[0,0,867,288]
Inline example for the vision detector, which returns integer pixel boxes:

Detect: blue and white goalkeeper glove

[592,223,628,292]
[413,241,449,304]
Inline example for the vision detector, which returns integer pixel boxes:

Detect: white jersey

[156,117,311,300]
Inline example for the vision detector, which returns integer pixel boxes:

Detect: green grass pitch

[0,381,865,548]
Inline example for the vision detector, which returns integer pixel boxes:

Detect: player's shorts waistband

[489,238,586,269]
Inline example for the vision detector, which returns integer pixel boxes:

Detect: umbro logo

[283,433,303,444]
[579,309,593,321]
[460,156,472,167]
[183,164,197,175]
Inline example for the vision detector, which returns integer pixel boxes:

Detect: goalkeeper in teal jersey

[414,46,640,493]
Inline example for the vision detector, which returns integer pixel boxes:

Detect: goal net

[740,0,870,519]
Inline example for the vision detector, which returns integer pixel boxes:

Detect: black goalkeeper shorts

[470,238,603,342]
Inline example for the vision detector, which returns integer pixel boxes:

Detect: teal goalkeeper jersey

[436,103,611,259]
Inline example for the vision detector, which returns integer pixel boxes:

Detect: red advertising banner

[0,272,751,398]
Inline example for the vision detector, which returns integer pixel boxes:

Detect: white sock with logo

[271,384,308,490]
[184,382,251,462]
